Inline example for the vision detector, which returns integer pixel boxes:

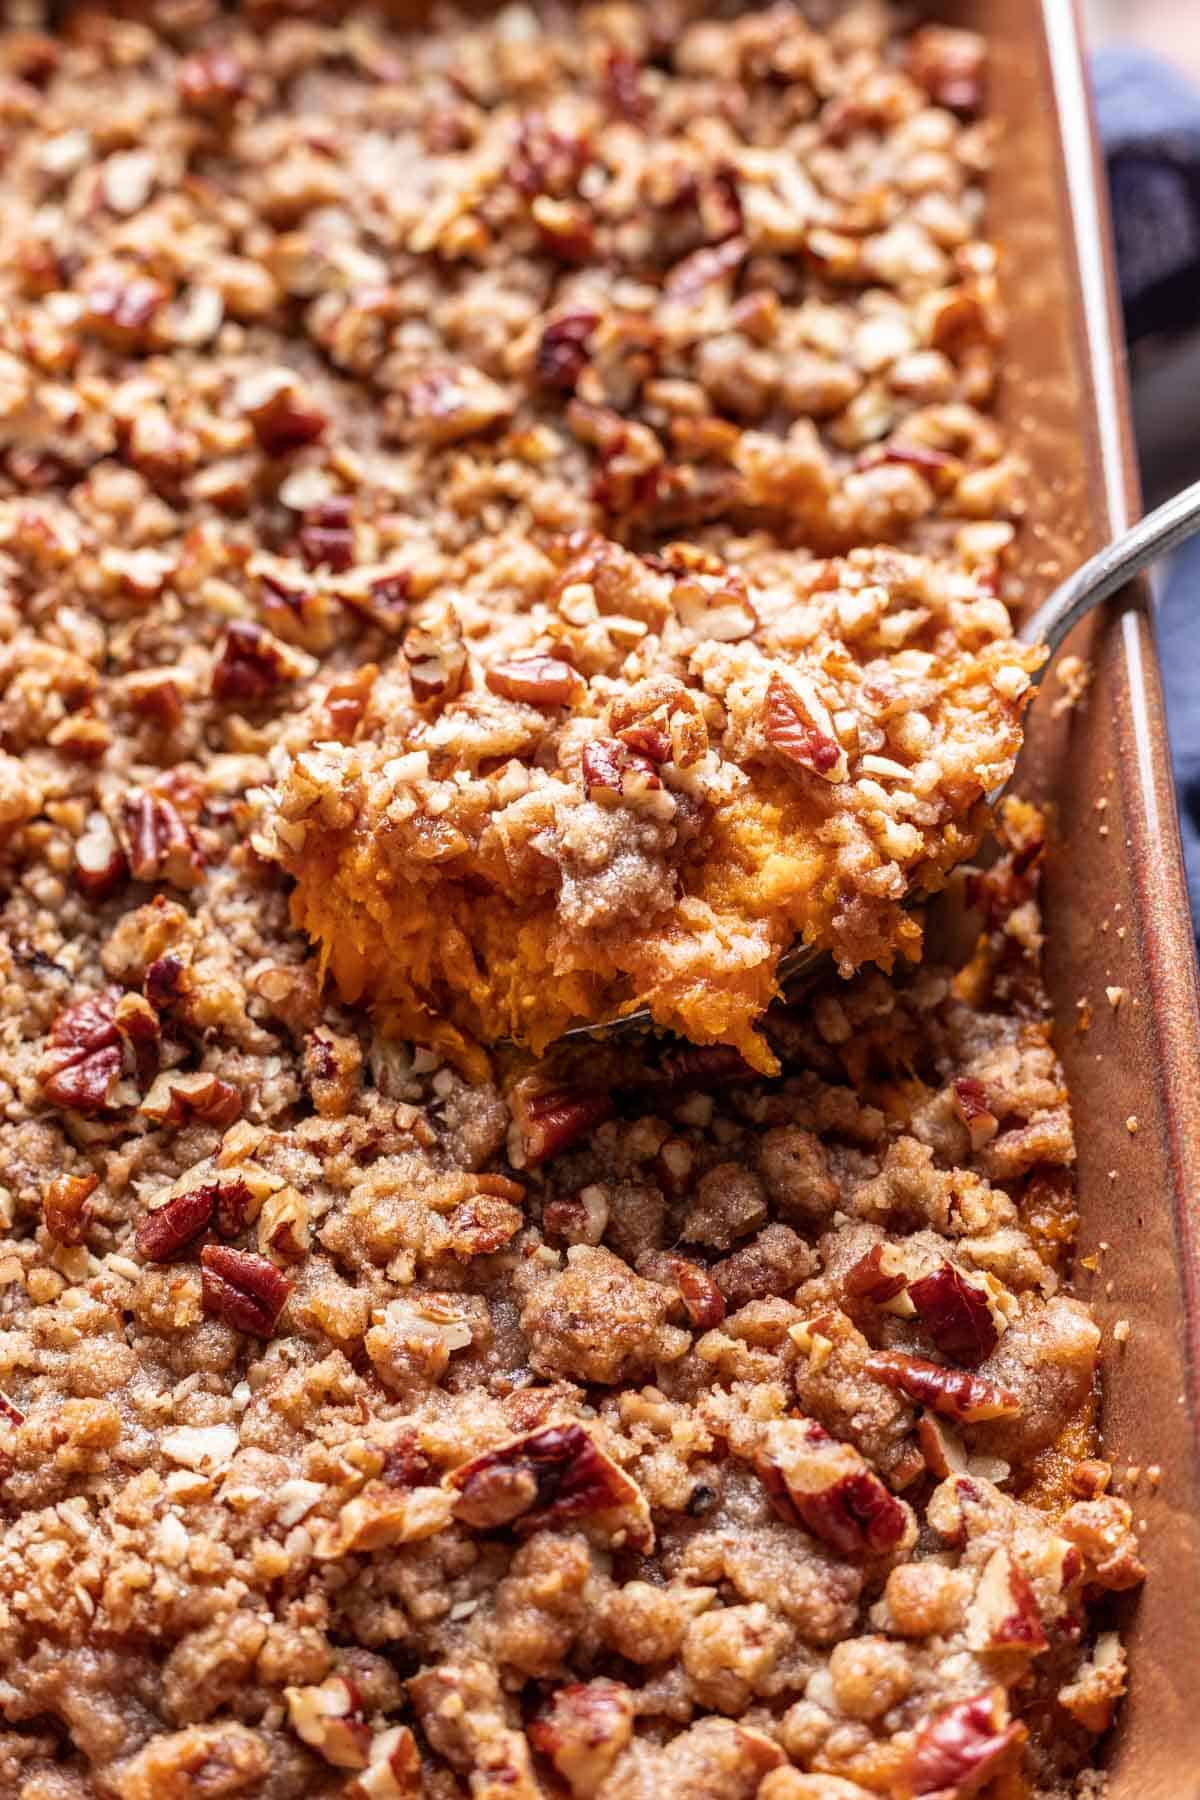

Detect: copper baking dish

[947,0,1200,1791]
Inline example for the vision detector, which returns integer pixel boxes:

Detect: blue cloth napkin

[1094,45,1200,934]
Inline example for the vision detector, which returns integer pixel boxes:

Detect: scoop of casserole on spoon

[566,475,1200,1040]
[259,482,1200,1074]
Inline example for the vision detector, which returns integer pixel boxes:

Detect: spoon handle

[1020,473,1200,662]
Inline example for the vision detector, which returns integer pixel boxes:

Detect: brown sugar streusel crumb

[0,3,1136,1798]
[228,0,1040,1074]
[0,0,1041,1077]
[0,770,1143,1800]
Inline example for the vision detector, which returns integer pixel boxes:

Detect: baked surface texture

[0,3,1137,1798]
[228,0,1035,1068]
[0,774,1141,1800]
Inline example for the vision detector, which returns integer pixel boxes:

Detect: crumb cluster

[0,5,1137,1798]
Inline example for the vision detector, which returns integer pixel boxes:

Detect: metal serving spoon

[562,474,1200,1043]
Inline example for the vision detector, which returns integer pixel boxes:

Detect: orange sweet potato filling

[288,752,994,1081]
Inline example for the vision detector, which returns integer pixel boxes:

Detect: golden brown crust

[0,6,1133,1798]
[220,0,1038,1069]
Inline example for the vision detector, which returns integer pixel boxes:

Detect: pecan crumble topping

[224,0,1038,1072]
[0,4,1137,1799]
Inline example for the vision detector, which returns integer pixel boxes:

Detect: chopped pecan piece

[844,1242,910,1307]
[1057,1633,1127,1737]
[201,1244,292,1336]
[314,1481,454,1561]
[176,46,247,113]
[39,990,127,1115]
[0,1391,24,1426]
[3,30,59,84]
[952,1077,999,1151]
[930,289,996,359]
[43,1172,98,1246]
[135,1186,219,1262]
[486,656,584,709]
[212,620,307,703]
[578,738,624,795]
[325,664,378,741]
[1069,1458,1111,1500]
[965,837,1043,926]
[672,578,758,644]
[509,114,589,197]
[347,1725,422,1799]
[382,1431,437,1492]
[665,233,748,302]
[765,673,849,783]
[654,1138,694,1197]
[299,497,355,573]
[285,1676,370,1771]
[135,1176,249,1264]
[535,310,598,391]
[444,1196,523,1258]
[303,1027,363,1118]
[926,1472,1013,1551]
[667,1257,726,1329]
[1058,1496,1146,1592]
[407,1662,538,1793]
[251,961,321,1034]
[123,668,185,732]
[542,1187,609,1247]
[509,1083,614,1167]
[805,226,863,280]
[580,737,661,804]
[238,367,328,457]
[122,792,204,890]
[75,812,127,903]
[756,1418,913,1559]
[907,1262,1000,1366]
[532,195,594,262]
[857,433,961,476]
[865,1351,1020,1422]
[528,1680,635,1796]
[966,1547,1048,1655]
[12,236,62,295]
[47,710,111,760]
[139,1070,242,1129]
[256,566,333,645]
[907,25,986,116]
[83,273,168,349]
[616,723,672,763]
[144,953,189,1014]
[257,1185,310,1261]
[447,1423,652,1550]
[395,364,514,447]
[403,610,466,707]
[112,992,161,1086]
[607,675,708,768]
[904,1688,1025,1798]
[604,47,646,119]
[210,1177,252,1237]
[367,1295,476,1390]
[731,288,780,341]
[917,1412,969,1479]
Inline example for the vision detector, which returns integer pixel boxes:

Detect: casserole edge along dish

[954,1,1200,1791]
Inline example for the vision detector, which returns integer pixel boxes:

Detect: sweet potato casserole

[0,3,1141,1799]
